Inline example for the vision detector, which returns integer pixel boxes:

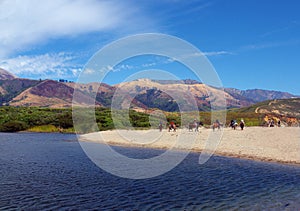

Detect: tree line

[0,106,265,133]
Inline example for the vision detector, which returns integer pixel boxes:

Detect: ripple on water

[0,132,300,210]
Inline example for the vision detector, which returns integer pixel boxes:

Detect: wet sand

[79,127,300,165]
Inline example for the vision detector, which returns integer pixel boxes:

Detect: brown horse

[240,121,245,130]
[212,122,221,131]
[188,121,203,132]
[168,123,176,132]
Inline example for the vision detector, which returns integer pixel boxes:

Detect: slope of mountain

[9,80,100,108]
[238,98,300,118]
[115,79,255,111]
[235,98,300,126]
[0,68,16,80]
[65,82,116,107]
[225,88,296,103]
[0,78,41,105]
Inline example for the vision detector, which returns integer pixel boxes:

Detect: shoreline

[84,140,300,166]
[79,127,300,166]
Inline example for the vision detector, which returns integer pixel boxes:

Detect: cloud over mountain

[0,52,81,79]
[0,0,148,58]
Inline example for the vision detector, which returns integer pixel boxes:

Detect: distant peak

[133,78,201,85]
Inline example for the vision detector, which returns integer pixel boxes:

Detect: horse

[212,122,221,131]
[168,123,176,132]
[240,121,245,130]
[230,120,238,130]
[188,121,203,132]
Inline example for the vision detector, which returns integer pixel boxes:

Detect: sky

[0,0,299,95]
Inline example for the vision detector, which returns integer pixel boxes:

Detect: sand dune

[79,127,300,165]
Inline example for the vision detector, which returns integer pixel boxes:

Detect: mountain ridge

[0,70,298,110]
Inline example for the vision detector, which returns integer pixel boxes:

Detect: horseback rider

[230,119,238,129]
[168,121,176,132]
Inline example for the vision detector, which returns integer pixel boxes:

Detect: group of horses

[188,121,203,132]
[162,119,245,132]
[229,120,245,130]
[189,120,222,131]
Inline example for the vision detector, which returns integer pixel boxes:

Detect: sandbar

[79,127,300,165]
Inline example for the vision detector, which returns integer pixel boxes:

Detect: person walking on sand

[159,121,163,132]
[193,119,199,132]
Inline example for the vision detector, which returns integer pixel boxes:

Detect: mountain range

[0,69,298,114]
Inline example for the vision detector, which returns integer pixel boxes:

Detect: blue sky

[0,0,299,95]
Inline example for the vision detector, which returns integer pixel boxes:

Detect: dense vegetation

[0,106,73,132]
[0,107,165,133]
[0,106,267,133]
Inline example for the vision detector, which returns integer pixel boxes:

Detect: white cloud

[0,0,144,58]
[202,51,232,56]
[84,68,95,75]
[0,52,81,79]
[112,64,133,72]
[141,62,157,68]
[99,65,113,73]
[242,40,299,51]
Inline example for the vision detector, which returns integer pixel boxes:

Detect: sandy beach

[79,127,300,165]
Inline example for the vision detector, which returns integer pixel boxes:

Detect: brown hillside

[115,79,238,110]
[10,80,100,108]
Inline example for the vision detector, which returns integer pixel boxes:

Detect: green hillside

[237,98,300,118]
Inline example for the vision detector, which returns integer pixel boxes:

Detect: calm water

[1,132,300,210]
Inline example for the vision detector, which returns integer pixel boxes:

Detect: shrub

[0,120,29,132]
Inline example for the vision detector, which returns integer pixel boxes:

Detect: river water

[1,132,300,210]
